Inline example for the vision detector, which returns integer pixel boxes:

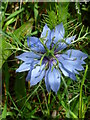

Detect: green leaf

[69,110,78,118]
[1,2,8,27]
[2,102,7,119]
[4,62,10,93]
[6,112,15,117]
[70,97,79,117]
[0,18,34,68]
[24,107,38,119]
[79,65,88,118]
[34,3,39,28]
[15,73,27,107]
[5,8,24,21]
[0,36,14,69]
[3,17,16,31]
[13,18,34,41]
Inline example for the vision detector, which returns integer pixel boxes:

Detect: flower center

[46,50,54,59]
[40,47,59,66]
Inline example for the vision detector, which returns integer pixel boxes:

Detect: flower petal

[51,23,65,44]
[26,60,40,81]
[48,67,61,94]
[65,35,76,44]
[27,37,45,52]
[59,63,76,80]
[41,24,51,39]
[16,62,30,72]
[45,68,51,92]
[55,23,65,38]
[26,70,31,81]
[16,52,41,62]
[30,64,45,86]
[66,49,88,60]
[55,42,67,52]
[59,63,69,76]
[58,55,84,73]
[27,36,39,47]
[41,24,51,49]
[55,35,76,52]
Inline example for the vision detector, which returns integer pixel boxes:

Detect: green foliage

[0,18,34,68]
[79,65,88,118]
[42,3,70,30]
[2,101,7,119]
[0,36,13,69]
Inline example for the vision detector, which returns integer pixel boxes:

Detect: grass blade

[5,8,24,21]
[2,102,7,119]
[79,65,88,118]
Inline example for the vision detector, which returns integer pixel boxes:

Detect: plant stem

[61,76,70,113]
[79,65,88,118]
[48,91,51,116]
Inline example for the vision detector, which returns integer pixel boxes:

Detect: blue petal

[27,37,39,47]
[16,62,30,72]
[66,49,88,60]
[55,35,76,52]
[51,29,55,40]
[51,23,65,44]
[45,68,51,92]
[59,63,69,76]
[58,55,85,73]
[65,35,76,44]
[41,24,51,49]
[16,52,41,62]
[59,63,76,80]
[30,64,45,86]
[51,30,63,44]
[26,60,40,81]
[48,67,61,94]
[55,42,67,52]
[41,24,51,39]
[27,37,45,52]
[59,54,85,64]
[26,70,31,81]
[55,23,65,38]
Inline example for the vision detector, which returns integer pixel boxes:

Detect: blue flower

[16,23,87,94]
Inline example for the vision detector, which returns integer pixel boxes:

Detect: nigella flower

[16,23,87,94]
